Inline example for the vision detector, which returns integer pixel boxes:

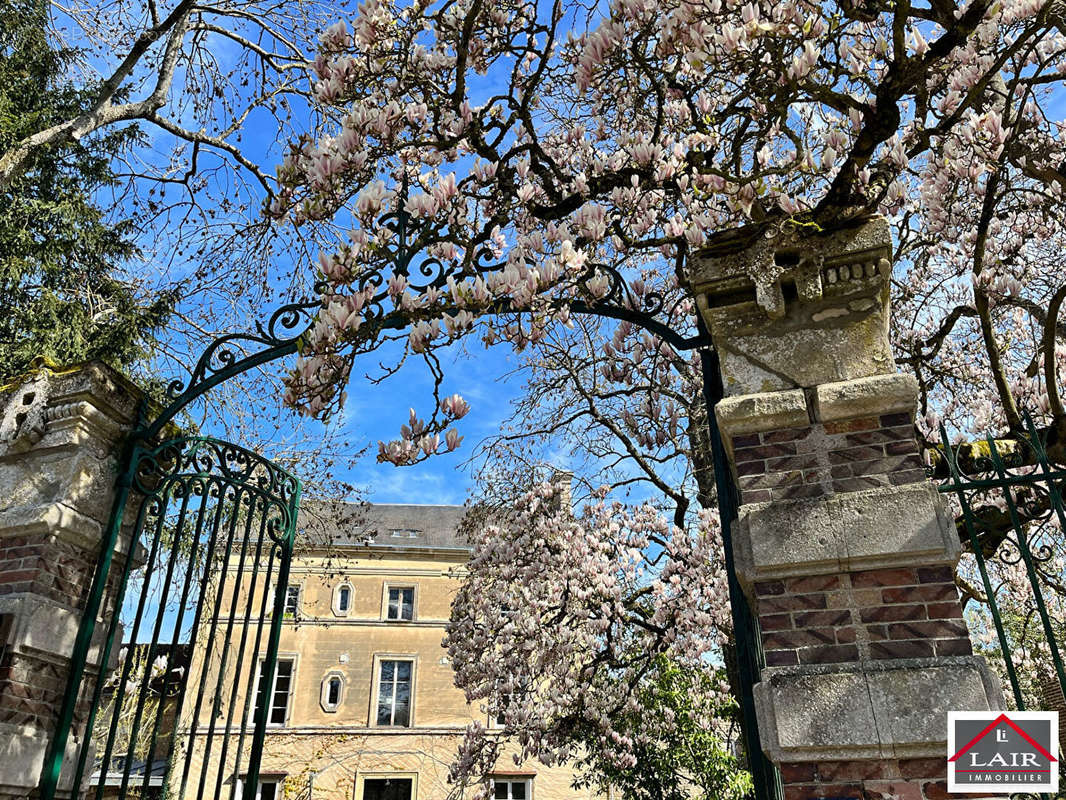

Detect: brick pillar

[0,363,141,798]
[689,218,1004,800]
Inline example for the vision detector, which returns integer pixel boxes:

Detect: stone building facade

[176,503,602,800]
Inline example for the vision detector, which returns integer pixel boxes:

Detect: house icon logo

[948,711,1059,792]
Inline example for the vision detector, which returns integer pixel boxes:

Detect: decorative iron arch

[42,185,773,800]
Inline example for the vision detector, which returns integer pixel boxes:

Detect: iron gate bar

[245,480,299,800]
[212,495,272,800]
[937,415,1066,713]
[176,480,247,797]
[178,479,249,800]
[700,346,782,800]
[231,529,282,800]
[135,476,213,799]
[197,487,257,799]
[111,479,192,799]
[165,472,231,799]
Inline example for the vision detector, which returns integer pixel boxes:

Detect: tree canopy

[271,0,1066,450]
[0,0,172,378]
[258,0,1066,792]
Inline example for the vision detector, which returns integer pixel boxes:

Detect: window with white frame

[240,777,282,800]
[283,584,300,616]
[333,583,352,616]
[320,672,343,712]
[375,659,413,726]
[361,776,414,800]
[491,673,525,729]
[492,778,529,799]
[253,659,294,726]
[385,586,414,621]
[491,694,509,729]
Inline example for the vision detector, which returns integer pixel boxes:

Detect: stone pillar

[689,218,1003,800]
[0,363,141,798]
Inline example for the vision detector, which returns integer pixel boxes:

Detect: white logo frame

[947,711,1059,793]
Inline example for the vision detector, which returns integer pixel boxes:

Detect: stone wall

[689,217,1004,800]
[0,363,141,798]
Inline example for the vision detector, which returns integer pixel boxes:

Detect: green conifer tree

[0,0,174,380]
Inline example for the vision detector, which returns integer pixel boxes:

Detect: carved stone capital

[689,216,895,395]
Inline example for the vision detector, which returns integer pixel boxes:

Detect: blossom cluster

[442,484,731,793]
[269,0,1065,464]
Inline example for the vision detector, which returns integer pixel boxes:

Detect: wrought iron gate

[38,295,320,800]
[38,436,299,800]
[936,416,1066,736]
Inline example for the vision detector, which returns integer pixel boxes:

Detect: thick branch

[0,0,194,189]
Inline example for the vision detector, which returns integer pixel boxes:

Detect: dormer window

[389,528,421,539]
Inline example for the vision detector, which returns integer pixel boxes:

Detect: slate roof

[299,501,472,552]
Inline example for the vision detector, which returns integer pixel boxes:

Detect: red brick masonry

[754,567,971,666]
[0,532,114,732]
[732,413,926,504]
[0,648,67,730]
[0,532,96,606]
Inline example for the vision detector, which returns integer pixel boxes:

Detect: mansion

[178,503,602,800]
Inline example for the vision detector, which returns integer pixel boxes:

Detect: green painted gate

[936,417,1066,715]
[37,295,320,800]
[37,437,299,800]
[936,416,1066,800]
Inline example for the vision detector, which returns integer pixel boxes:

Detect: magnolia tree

[447,314,751,797]
[442,486,741,799]
[273,0,1066,443]
[263,0,1066,791]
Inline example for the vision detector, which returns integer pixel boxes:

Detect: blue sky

[63,2,542,509]
[320,340,528,505]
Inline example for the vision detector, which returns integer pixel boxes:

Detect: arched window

[333,582,353,616]
[320,672,344,712]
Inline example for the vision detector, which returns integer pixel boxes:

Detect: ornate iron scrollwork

[132,437,300,512]
[343,177,707,350]
[143,284,329,440]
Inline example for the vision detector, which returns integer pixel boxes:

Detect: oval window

[321,674,343,711]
